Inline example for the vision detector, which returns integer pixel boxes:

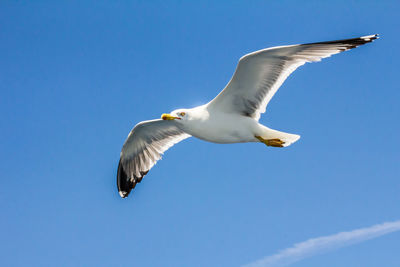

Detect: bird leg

[255,136,285,147]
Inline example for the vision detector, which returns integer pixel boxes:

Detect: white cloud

[243,220,400,267]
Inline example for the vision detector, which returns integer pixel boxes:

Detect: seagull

[117,34,378,198]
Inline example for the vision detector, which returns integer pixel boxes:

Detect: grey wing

[207,34,378,121]
[117,119,191,198]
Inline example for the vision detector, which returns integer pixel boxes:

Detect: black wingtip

[360,34,379,42]
[117,160,149,198]
[304,34,379,49]
[117,160,135,198]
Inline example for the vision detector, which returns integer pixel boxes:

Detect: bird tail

[259,127,301,147]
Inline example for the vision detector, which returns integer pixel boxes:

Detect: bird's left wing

[207,34,378,121]
[117,119,191,198]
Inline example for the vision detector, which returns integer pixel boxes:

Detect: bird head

[161,109,188,121]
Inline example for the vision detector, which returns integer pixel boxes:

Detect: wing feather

[117,119,190,198]
[208,34,378,120]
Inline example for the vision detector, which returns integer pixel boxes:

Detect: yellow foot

[255,136,285,148]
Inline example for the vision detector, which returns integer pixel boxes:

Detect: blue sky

[1,1,399,266]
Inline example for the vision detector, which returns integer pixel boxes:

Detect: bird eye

[180,112,186,116]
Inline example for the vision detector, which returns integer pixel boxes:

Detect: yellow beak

[161,113,180,120]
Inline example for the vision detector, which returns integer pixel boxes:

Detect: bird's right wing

[117,119,191,198]
[207,34,378,121]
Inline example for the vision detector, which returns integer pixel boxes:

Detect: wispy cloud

[243,220,400,267]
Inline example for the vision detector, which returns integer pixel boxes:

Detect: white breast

[181,108,258,144]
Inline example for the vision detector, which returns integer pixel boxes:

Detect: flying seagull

[117,34,378,198]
